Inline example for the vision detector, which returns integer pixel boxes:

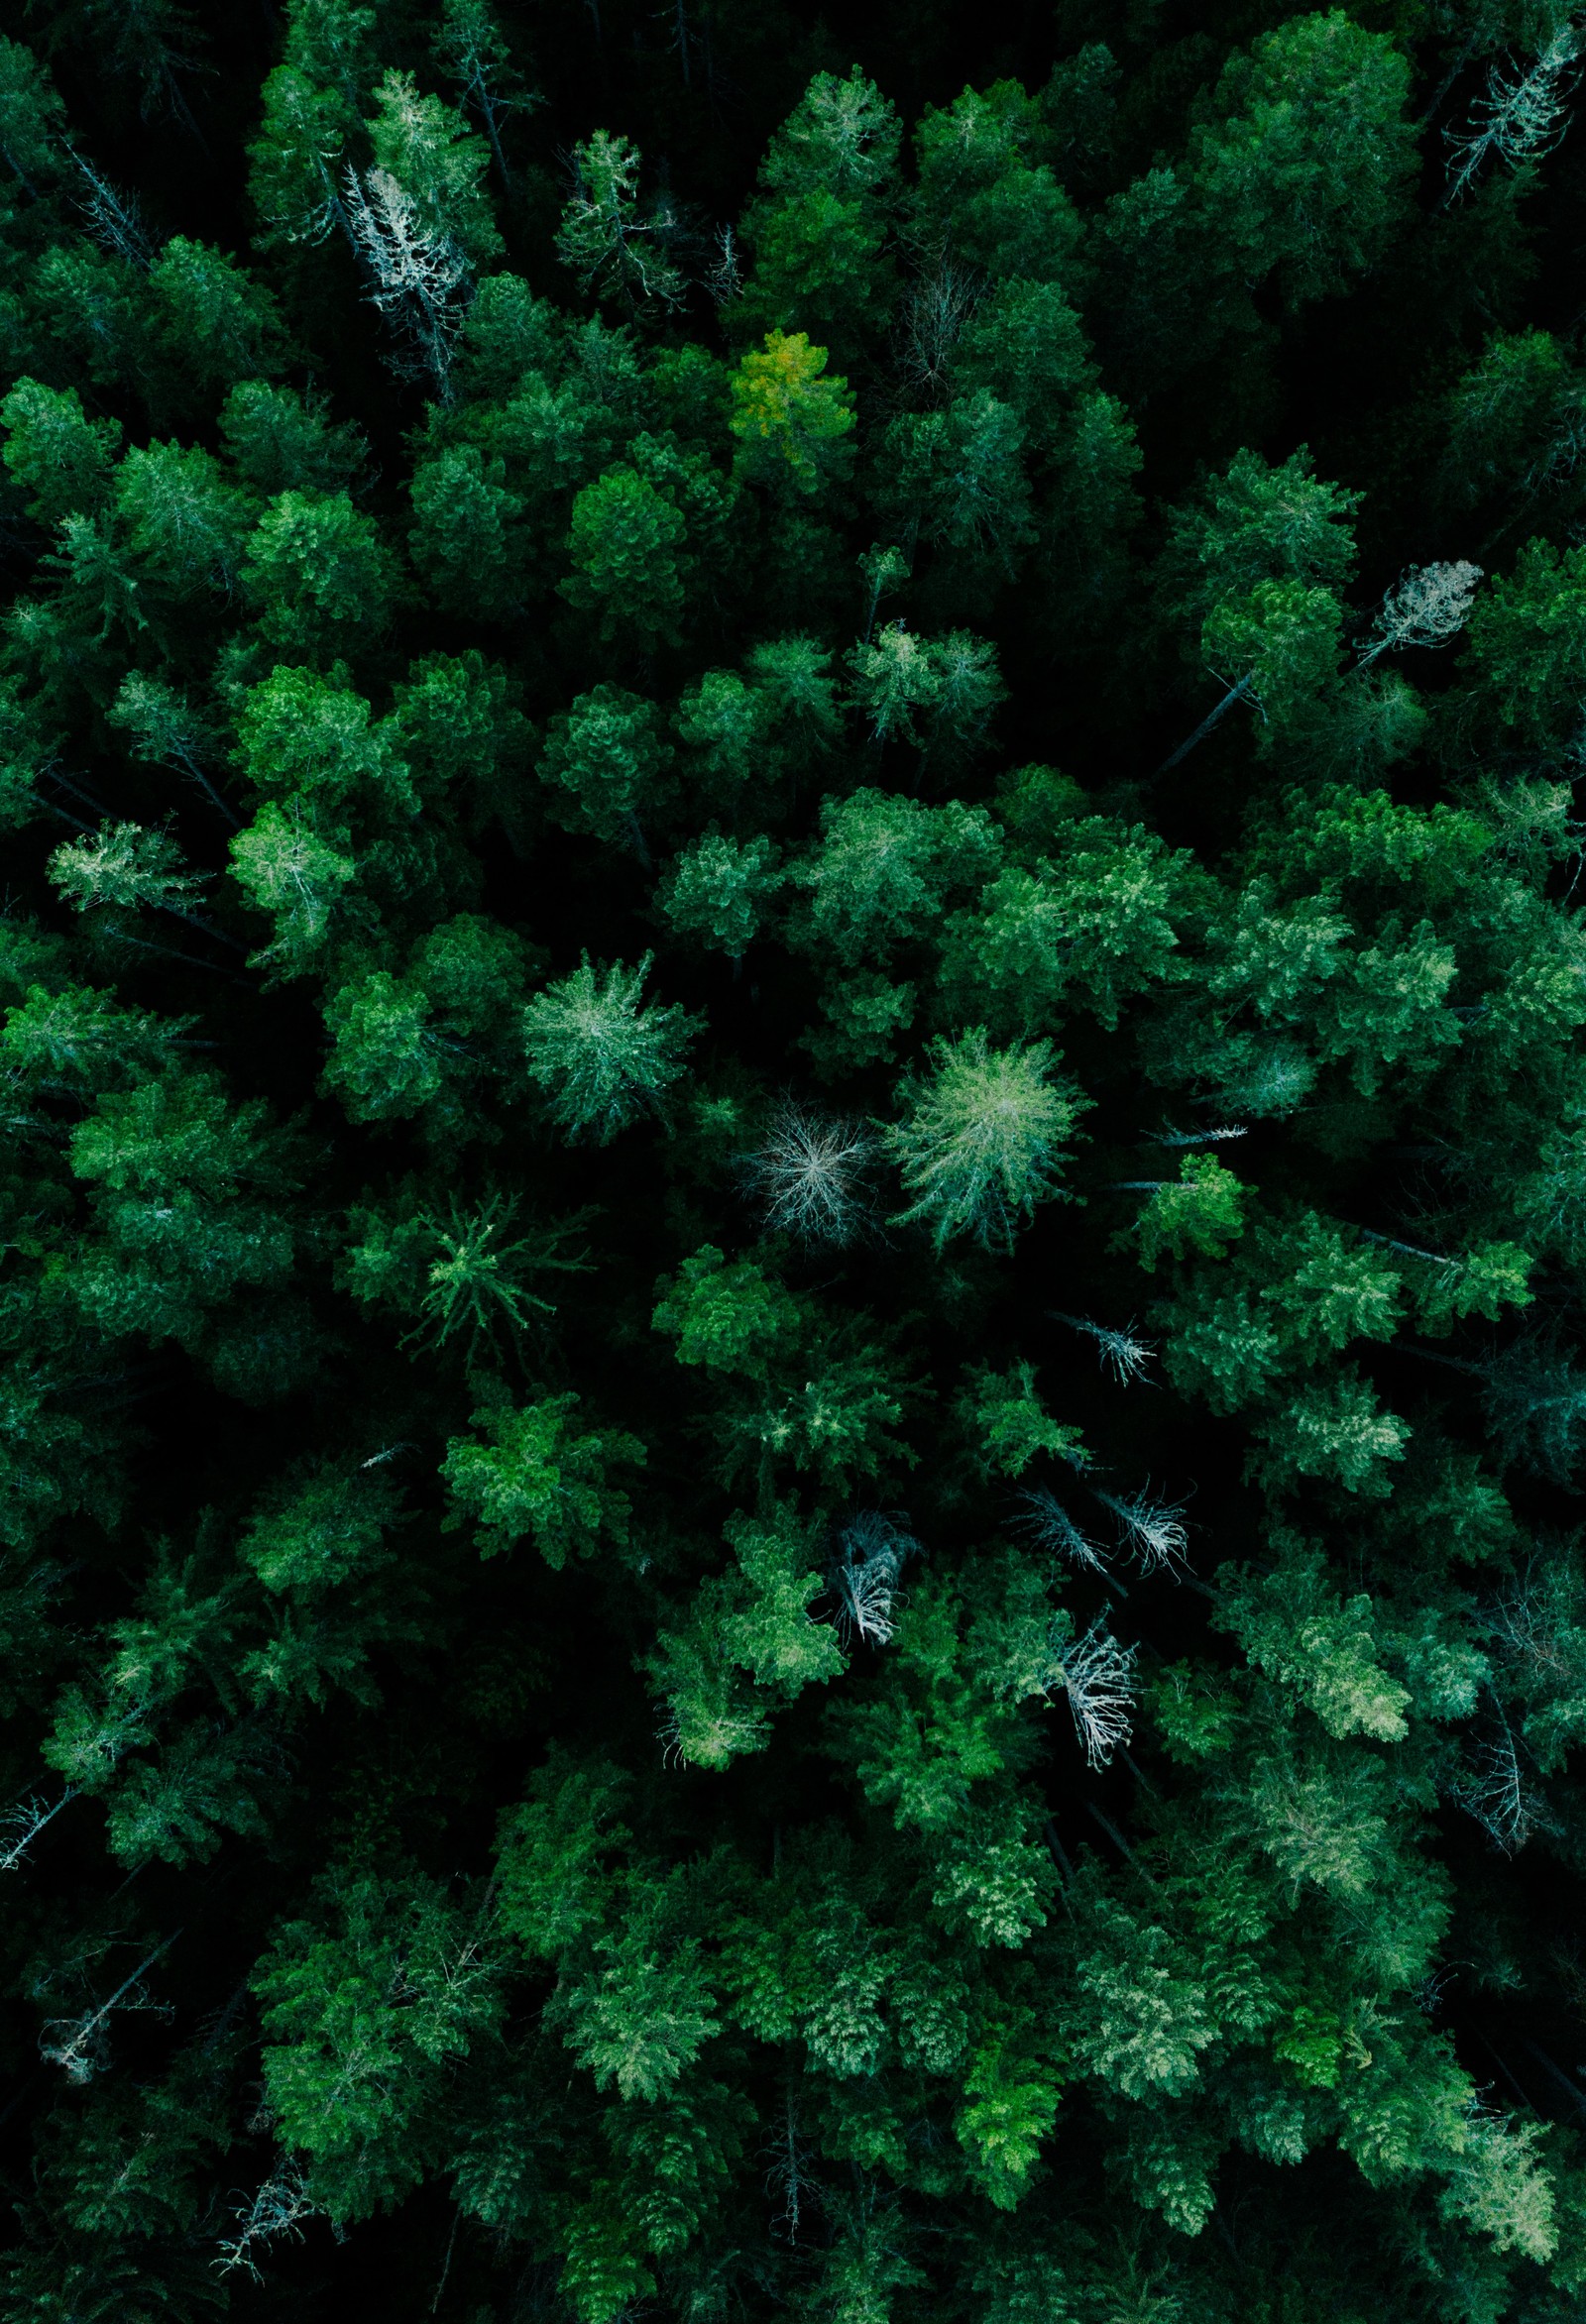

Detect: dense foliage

[4,0,1586,2316]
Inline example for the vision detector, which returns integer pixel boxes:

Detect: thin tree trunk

[1156,671,1255,774]
[0,1789,77,1873]
[1042,1817,1074,1880]
[173,752,241,829]
[1420,37,1479,130]
[478,86,511,188]
[99,926,253,986]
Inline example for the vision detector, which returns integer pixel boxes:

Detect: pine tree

[882,1028,1089,1250]
[521,952,697,1143]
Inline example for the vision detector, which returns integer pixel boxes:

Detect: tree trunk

[1156,670,1255,774]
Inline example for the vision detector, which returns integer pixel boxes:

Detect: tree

[0,36,66,206]
[645,1501,845,1767]
[109,673,237,825]
[735,70,901,361]
[443,1392,645,1563]
[875,391,1034,578]
[846,623,1005,767]
[912,82,1081,286]
[61,1065,302,1352]
[1,981,187,1098]
[673,667,777,811]
[1,379,121,525]
[254,1862,502,2218]
[1461,536,1586,752]
[959,1361,1083,1479]
[1189,12,1416,312]
[1164,577,1344,770]
[521,953,697,1143]
[323,914,533,1125]
[247,0,381,250]
[791,788,1000,969]
[1445,23,1581,202]
[651,1243,804,1379]
[742,1106,877,1243]
[1056,1621,1138,1769]
[344,163,473,393]
[538,685,673,855]
[434,0,535,186]
[1157,446,1360,639]
[1130,1156,1247,1270]
[1249,1371,1411,1497]
[757,66,900,204]
[146,238,288,401]
[366,65,501,265]
[729,330,855,494]
[321,967,448,1122]
[937,817,1198,1037]
[390,647,531,823]
[657,831,781,961]
[242,490,396,655]
[1435,329,1586,529]
[735,189,894,363]
[952,279,1094,448]
[115,440,254,605]
[49,820,209,924]
[556,130,684,320]
[1094,19,1414,392]
[409,443,525,618]
[220,380,368,498]
[881,1028,1088,1251]
[234,663,411,817]
[1039,387,1144,633]
[562,463,688,643]
[1357,563,1483,668]
[1218,1549,1410,1742]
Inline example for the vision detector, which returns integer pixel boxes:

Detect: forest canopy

[2,0,1586,2318]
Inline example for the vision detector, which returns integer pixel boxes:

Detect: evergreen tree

[521,952,697,1143]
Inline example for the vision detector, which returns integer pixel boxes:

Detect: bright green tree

[521,953,697,1144]
[882,1029,1089,1251]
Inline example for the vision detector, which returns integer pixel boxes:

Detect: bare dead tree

[1055,1620,1137,1769]
[1356,561,1484,668]
[0,1787,77,1875]
[830,1511,918,1647]
[1018,1488,1110,1574]
[215,2155,322,2279]
[705,222,742,304]
[1454,1702,1558,1853]
[743,1106,878,1244]
[1092,1485,1192,1577]
[69,150,156,269]
[764,2082,819,2241]
[1051,1312,1158,1385]
[896,264,981,401]
[344,166,471,397]
[39,1931,180,2085]
[1446,25,1581,203]
[1154,1123,1249,1147]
